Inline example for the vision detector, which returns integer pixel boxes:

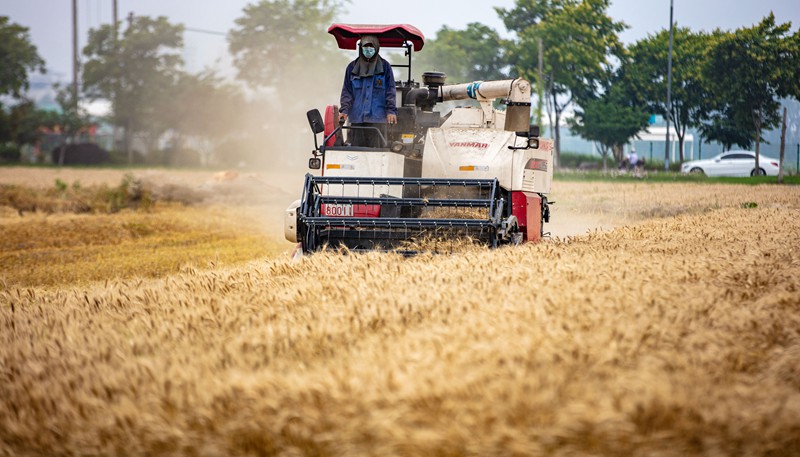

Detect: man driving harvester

[338,34,397,148]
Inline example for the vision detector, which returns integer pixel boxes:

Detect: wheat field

[1,169,800,456]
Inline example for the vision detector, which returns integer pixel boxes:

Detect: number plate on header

[322,204,354,217]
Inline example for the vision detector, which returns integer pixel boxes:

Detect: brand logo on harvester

[346,154,359,161]
[449,142,489,149]
[525,158,548,171]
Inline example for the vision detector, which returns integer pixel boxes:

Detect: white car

[681,151,781,177]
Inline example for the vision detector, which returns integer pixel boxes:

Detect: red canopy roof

[327,24,425,51]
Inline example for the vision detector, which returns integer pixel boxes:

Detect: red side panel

[355,205,381,217]
[324,105,337,147]
[511,191,542,242]
[511,192,528,232]
[525,193,542,242]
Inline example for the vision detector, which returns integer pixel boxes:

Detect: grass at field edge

[555,170,800,185]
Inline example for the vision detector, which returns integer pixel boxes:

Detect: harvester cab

[285,24,554,254]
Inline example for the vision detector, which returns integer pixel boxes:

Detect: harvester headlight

[309,158,322,170]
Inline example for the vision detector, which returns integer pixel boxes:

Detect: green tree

[0,104,10,145]
[53,84,89,166]
[168,72,249,165]
[0,100,55,162]
[228,0,343,95]
[7,101,51,148]
[627,27,713,162]
[694,30,752,151]
[569,76,649,171]
[0,16,45,98]
[498,0,626,164]
[414,23,509,84]
[705,14,800,174]
[0,103,20,162]
[227,0,348,164]
[697,106,752,151]
[82,15,184,162]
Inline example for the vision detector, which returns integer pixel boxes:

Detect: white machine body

[285,77,554,245]
[321,149,405,196]
[422,123,553,195]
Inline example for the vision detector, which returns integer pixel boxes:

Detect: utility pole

[778,107,786,184]
[125,11,135,164]
[113,0,118,39]
[112,0,119,156]
[537,37,544,131]
[664,0,674,171]
[72,0,79,109]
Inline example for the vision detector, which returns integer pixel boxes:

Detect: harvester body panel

[322,149,406,201]
[421,127,554,194]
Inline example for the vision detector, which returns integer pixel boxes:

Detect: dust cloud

[547,206,622,238]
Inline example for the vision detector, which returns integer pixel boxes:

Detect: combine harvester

[285,24,553,254]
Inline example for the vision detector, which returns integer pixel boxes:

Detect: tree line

[2,0,799,169]
[0,0,345,167]
[417,0,800,169]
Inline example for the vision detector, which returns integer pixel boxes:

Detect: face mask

[362,46,376,59]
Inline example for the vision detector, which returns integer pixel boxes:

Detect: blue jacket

[339,57,397,124]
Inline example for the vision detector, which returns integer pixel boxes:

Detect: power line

[184,27,227,37]
[121,12,225,37]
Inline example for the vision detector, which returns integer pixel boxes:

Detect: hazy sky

[3,0,800,82]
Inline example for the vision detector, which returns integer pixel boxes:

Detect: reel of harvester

[296,174,520,254]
